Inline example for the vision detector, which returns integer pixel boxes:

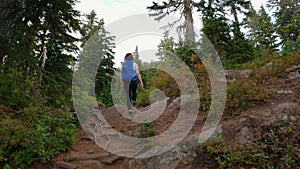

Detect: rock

[266,61,273,67]
[288,71,300,79]
[276,114,297,122]
[239,70,253,78]
[55,161,78,169]
[198,125,223,144]
[169,94,196,112]
[100,155,125,165]
[225,70,253,79]
[238,127,254,144]
[149,89,168,103]
[129,127,222,169]
[286,65,300,79]
[273,102,299,115]
[169,97,181,111]
[239,117,248,123]
[82,161,104,169]
[285,65,300,72]
[134,97,169,122]
[64,154,109,162]
[163,161,180,169]
[224,70,253,85]
[277,90,294,94]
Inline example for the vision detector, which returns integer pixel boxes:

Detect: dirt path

[47,100,207,169]
[36,70,299,169]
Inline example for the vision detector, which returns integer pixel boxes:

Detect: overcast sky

[75,0,269,66]
[76,0,268,24]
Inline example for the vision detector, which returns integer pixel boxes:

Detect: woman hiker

[120,53,144,119]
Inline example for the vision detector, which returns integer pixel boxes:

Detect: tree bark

[0,0,13,36]
[183,0,195,43]
[231,3,239,23]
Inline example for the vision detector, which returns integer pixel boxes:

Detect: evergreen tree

[222,0,251,38]
[79,10,115,106]
[156,32,176,61]
[267,0,300,49]
[0,0,13,52]
[0,0,13,61]
[284,35,300,55]
[7,0,81,71]
[246,5,278,55]
[0,0,81,108]
[0,0,13,36]
[156,32,200,68]
[195,0,231,64]
[133,45,143,67]
[226,33,253,67]
[147,0,196,43]
[196,0,253,67]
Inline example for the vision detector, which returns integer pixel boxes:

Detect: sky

[75,0,269,67]
[76,0,269,24]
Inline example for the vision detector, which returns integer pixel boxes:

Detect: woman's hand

[140,82,144,90]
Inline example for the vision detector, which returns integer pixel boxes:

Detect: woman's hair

[124,53,133,60]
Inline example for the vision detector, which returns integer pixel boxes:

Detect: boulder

[55,161,77,169]
[129,126,223,169]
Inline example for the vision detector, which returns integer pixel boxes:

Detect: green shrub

[140,121,155,138]
[136,68,180,107]
[3,164,12,169]
[198,121,300,169]
[0,68,32,110]
[136,88,152,107]
[136,52,300,118]
[224,53,300,117]
[191,65,210,110]
[0,105,77,169]
[226,79,258,116]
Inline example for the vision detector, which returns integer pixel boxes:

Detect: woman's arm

[134,62,144,89]
[136,71,144,89]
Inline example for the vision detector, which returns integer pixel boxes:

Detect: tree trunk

[0,0,13,36]
[231,3,242,39]
[231,3,239,23]
[183,0,195,43]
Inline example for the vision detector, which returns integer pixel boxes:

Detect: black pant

[123,79,137,110]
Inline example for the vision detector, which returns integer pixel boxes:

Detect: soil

[32,69,300,169]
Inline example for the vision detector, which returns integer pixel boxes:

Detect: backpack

[122,60,138,83]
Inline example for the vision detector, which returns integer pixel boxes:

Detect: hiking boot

[128,110,133,120]
[132,101,136,106]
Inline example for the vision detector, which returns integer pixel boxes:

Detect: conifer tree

[246,5,278,54]
[147,0,196,43]
[0,0,13,64]
[195,0,231,63]
[222,0,251,38]
[156,32,176,61]
[267,0,300,49]
[133,45,143,67]
[0,0,82,108]
[79,10,115,106]
[222,0,253,67]
[0,0,13,39]
[197,0,253,67]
